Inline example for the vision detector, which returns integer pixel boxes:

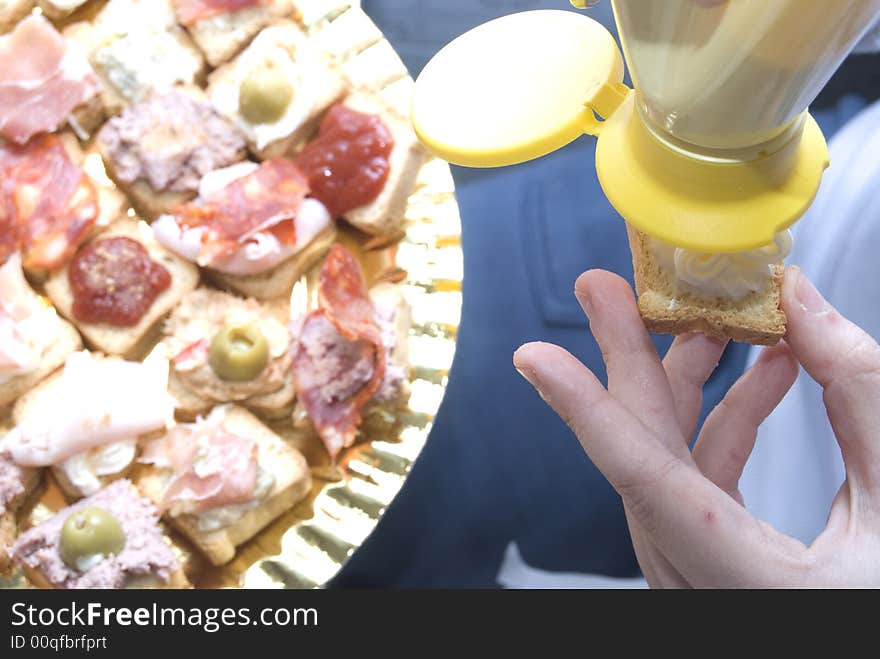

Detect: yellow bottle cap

[597,95,830,252]
[412,10,627,168]
[412,8,830,253]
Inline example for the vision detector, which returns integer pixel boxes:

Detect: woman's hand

[513,266,880,587]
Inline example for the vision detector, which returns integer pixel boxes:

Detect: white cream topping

[208,24,327,151]
[2,348,174,467]
[58,439,138,497]
[45,0,89,11]
[153,163,332,276]
[151,215,204,264]
[197,161,259,199]
[0,254,64,385]
[647,231,792,300]
[91,1,201,102]
[195,468,275,532]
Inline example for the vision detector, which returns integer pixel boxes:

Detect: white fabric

[496,543,647,589]
[741,99,880,543]
[855,16,880,53]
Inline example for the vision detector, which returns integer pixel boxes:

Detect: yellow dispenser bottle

[412,1,880,253]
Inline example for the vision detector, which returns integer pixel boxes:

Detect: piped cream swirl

[647,231,792,299]
[59,439,138,497]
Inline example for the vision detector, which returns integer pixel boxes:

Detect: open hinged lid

[411,10,628,168]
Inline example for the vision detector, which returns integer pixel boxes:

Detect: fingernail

[515,365,550,403]
[795,270,828,314]
[575,286,594,318]
[515,366,539,389]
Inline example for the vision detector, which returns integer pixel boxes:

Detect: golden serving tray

[1,0,462,589]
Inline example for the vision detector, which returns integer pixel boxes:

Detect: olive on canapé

[59,507,126,572]
[209,322,270,382]
[238,63,294,124]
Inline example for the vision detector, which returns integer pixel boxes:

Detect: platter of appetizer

[0,0,462,589]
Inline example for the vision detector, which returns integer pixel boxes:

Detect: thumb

[782,266,880,495]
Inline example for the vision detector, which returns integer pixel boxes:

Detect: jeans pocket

[519,163,633,328]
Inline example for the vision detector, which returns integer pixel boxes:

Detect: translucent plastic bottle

[611,0,880,153]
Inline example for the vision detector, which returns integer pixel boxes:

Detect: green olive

[209,322,270,382]
[238,65,294,124]
[59,507,126,572]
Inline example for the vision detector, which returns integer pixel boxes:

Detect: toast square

[380,77,415,119]
[96,86,248,220]
[163,289,297,419]
[207,20,349,160]
[342,39,407,90]
[0,251,83,409]
[85,0,206,115]
[626,224,786,345]
[0,320,81,411]
[136,406,312,566]
[184,0,293,67]
[341,90,426,237]
[291,0,351,31]
[309,6,381,61]
[96,166,194,222]
[11,479,190,588]
[44,219,200,361]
